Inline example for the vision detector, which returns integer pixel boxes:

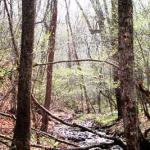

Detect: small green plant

[50,138,59,148]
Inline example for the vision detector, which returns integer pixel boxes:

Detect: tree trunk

[110,0,123,119]
[97,90,101,113]
[118,0,140,149]
[113,66,122,119]
[10,82,17,114]
[11,0,35,149]
[80,85,84,113]
[41,0,58,132]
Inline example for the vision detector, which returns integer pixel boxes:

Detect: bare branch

[0,111,16,120]
[33,59,118,68]
[0,134,12,141]
[31,94,74,127]
[0,82,17,102]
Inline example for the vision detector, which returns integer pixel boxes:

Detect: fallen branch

[0,134,12,141]
[0,140,11,148]
[33,59,118,68]
[32,129,79,147]
[0,111,16,120]
[31,142,114,150]
[31,94,74,127]
[101,120,121,129]
[31,94,126,149]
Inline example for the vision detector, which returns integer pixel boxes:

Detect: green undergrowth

[76,112,118,125]
[96,114,117,124]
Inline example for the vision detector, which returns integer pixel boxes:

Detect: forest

[0,0,150,150]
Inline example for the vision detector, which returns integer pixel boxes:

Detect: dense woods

[1,0,150,150]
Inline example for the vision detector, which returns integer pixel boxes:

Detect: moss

[96,114,117,124]
[75,113,117,126]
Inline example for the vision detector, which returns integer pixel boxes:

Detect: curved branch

[33,59,118,68]
[138,81,150,104]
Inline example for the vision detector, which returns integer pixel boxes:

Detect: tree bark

[118,0,140,149]
[11,0,35,149]
[41,0,58,132]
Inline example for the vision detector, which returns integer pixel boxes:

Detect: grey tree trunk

[11,0,35,149]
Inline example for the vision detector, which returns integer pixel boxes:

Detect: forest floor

[0,100,150,150]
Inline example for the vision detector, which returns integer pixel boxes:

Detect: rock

[111,145,123,150]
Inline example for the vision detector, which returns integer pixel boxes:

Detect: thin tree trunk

[10,71,17,114]
[65,14,72,68]
[41,0,58,132]
[110,0,123,119]
[97,90,101,113]
[80,85,84,113]
[11,0,35,149]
